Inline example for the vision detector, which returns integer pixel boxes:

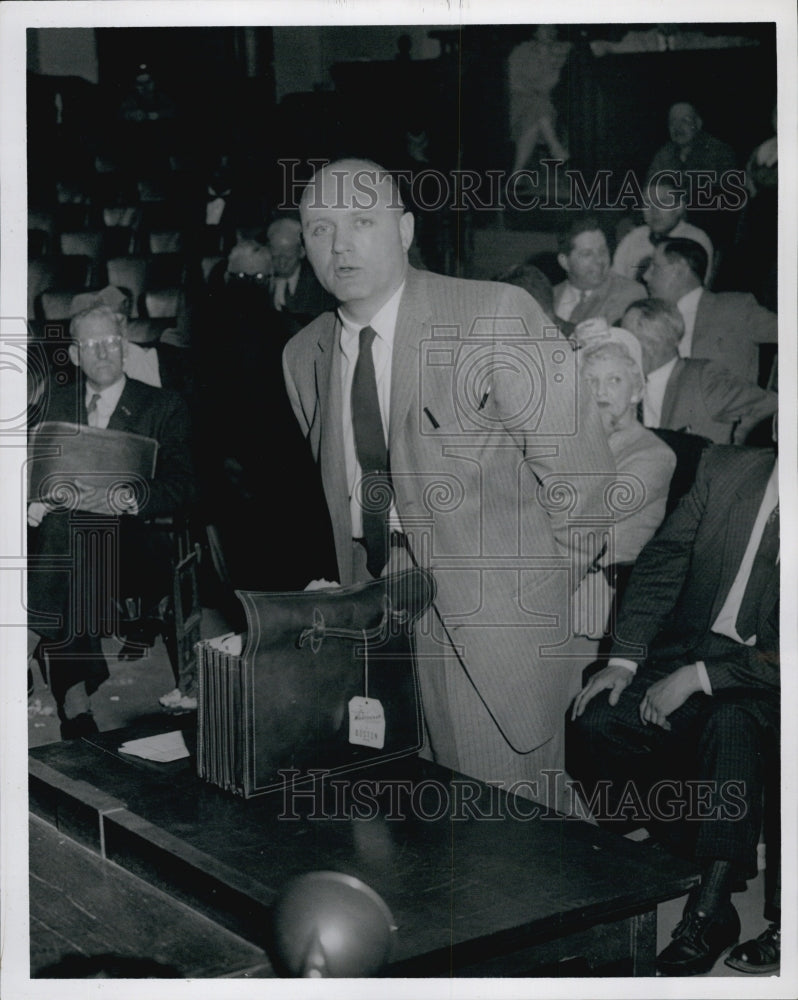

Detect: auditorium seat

[102,206,141,229]
[59,230,108,285]
[40,290,82,322]
[148,229,183,254]
[28,256,92,320]
[106,257,148,317]
[28,207,55,236]
[60,230,105,258]
[144,288,181,319]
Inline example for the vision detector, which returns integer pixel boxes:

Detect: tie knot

[359,325,378,352]
[87,392,101,413]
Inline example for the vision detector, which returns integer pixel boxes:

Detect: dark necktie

[86,392,101,426]
[351,326,392,577]
[649,231,668,247]
[735,504,779,641]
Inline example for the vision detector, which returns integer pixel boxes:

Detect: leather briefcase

[197,568,436,797]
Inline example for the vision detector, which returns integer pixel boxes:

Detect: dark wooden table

[30,715,698,978]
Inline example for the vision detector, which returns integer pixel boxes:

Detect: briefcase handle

[298,595,407,654]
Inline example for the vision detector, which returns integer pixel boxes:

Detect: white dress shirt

[555,283,589,321]
[85,376,126,429]
[610,460,778,695]
[642,356,678,428]
[676,285,703,359]
[712,461,778,646]
[339,283,405,536]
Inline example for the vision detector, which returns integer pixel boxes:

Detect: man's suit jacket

[611,445,778,695]
[691,289,777,383]
[553,271,645,327]
[38,376,196,519]
[659,357,778,445]
[283,266,616,750]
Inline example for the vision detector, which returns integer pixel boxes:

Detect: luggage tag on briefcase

[349,628,385,749]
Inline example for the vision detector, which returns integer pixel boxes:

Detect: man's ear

[68,343,80,368]
[399,211,415,252]
[557,252,569,274]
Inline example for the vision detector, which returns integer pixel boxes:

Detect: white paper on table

[205,631,244,656]
[118,730,190,762]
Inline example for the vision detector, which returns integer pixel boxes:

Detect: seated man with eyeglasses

[27,305,196,737]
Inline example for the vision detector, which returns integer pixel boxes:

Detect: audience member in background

[70,287,193,402]
[646,102,739,257]
[117,64,177,123]
[553,214,645,328]
[28,306,196,736]
[613,178,714,285]
[621,298,777,444]
[647,102,736,181]
[266,217,335,337]
[569,438,778,976]
[577,324,676,566]
[496,260,567,331]
[196,237,335,594]
[642,238,777,384]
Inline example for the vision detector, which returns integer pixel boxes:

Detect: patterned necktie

[86,392,101,427]
[735,504,779,641]
[351,326,392,577]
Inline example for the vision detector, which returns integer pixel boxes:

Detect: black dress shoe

[656,902,740,976]
[60,713,99,740]
[725,923,780,974]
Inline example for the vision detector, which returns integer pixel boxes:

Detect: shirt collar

[85,374,126,411]
[646,355,679,387]
[339,281,405,359]
[678,285,703,312]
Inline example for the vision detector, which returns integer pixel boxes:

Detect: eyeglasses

[76,335,124,353]
[225,271,271,285]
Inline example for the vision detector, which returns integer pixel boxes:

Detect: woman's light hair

[581,341,644,396]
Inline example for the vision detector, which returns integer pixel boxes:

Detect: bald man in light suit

[283,159,615,804]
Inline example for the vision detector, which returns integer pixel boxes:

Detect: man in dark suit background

[266,216,334,337]
[642,237,777,384]
[28,305,196,737]
[620,297,777,444]
[283,159,615,806]
[569,442,779,974]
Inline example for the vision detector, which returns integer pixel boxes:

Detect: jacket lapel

[315,314,354,580]
[106,379,138,432]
